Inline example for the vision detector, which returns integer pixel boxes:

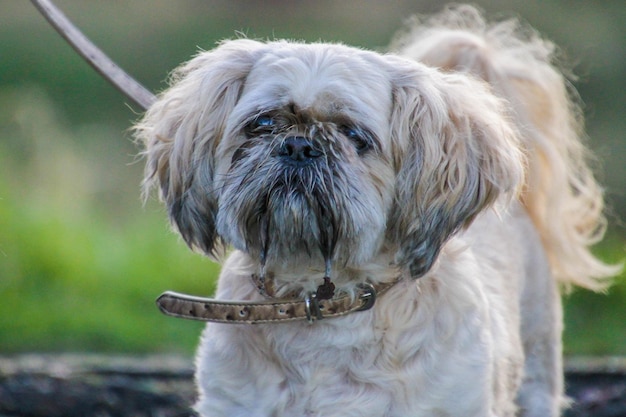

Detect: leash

[31,0,155,110]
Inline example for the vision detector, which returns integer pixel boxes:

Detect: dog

[134,5,618,417]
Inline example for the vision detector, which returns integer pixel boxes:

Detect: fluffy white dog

[135,5,617,417]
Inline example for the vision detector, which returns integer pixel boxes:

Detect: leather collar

[156,276,399,325]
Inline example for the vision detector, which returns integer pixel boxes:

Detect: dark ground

[0,355,624,417]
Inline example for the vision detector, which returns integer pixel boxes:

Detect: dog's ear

[135,39,265,257]
[387,60,525,277]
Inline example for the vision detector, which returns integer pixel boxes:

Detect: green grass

[0,90,215,354]
[0,193,215,353]
[562,235,626,355]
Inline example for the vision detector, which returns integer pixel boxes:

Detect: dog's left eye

[341,126,370,153]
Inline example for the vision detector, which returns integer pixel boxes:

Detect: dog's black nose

[279,136,322,163]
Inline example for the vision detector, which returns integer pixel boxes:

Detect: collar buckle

[304,292,324,324]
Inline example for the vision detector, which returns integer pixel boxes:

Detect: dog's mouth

[233,142,341,265]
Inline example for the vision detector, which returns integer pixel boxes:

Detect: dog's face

[136,39,523,278]
[211,42,395,272]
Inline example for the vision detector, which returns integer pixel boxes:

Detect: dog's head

[135,39,523,278]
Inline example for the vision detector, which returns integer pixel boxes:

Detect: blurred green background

[0,0,624,356]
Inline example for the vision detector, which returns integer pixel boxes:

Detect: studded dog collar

[156,276,399,325]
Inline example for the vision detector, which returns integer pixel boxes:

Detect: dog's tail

[392,5,620,290]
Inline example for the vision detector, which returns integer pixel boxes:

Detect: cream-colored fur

[135,5,617,417]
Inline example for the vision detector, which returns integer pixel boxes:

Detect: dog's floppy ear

[135,39,265,257]
[387,59,525,277]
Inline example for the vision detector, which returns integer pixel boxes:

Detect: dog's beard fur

[216,124,388,272]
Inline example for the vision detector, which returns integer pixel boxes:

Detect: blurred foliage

[0,0,624,355]
[0,88,214,353]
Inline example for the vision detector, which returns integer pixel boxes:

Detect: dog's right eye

[246,115,276,136]
[254,115,274,128]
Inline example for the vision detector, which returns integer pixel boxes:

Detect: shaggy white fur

[135,5,618,417]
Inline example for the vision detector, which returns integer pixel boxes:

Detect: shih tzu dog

[134,5,617,417]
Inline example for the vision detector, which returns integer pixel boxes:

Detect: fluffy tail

[392,4,620,290]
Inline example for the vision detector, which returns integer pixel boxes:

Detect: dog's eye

[252,115,275,129]
[246,114,276,136]
[341,126,370,153]
[254,115,274,128]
